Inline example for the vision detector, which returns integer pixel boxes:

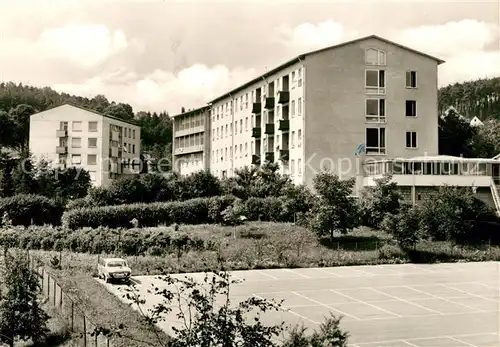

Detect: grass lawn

[10,222,500,347]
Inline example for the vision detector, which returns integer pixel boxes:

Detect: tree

[359,174,402,228]
[11,150,36,195]
[438,108,478,157]
[179,170,222,200]
[383,207,423,250]
[8,104,36,151]
[310,171,360,239]
[0,156,15,198]
[122,271,286,347]
[0,250,49,346]
[283,314,349,347]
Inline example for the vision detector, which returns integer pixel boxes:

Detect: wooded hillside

[438,77,500,119]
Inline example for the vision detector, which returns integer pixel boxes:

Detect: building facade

[174,35,445,194]
[172,106,211,175]
[29,104,141,186]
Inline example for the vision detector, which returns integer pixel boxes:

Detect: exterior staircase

[489,178,500,216]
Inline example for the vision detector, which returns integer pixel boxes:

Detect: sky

[0,0,499,115]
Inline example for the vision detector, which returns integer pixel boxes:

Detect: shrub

[359,175,401,228]
[243,197,284,222]
[61,198,212,229]
[279,184,316,222]
[419,186,500,243]
[0,194,64,226]
[207,195,237,223]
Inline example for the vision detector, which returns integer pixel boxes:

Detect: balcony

[264,97,275,109]
[56,129,68,137]
[265,152,274,163]
[277,91,290,104]
[264,123,275,135]
[251,154,261,165]
[252,102,262,114]
[252,127,261,138]
[278,119,289,131]
[55,146,68,154]
[279,149,289,161]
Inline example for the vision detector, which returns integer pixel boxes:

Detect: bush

[419,186,500,243]
[359,175,401,228]
[207,195,237,223]
[62,198,212,229]
[0,194,64,226]
[243,197,284,222]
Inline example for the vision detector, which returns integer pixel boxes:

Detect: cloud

[0,24,135,70]
[52,64,259,114]
[275,20,359,53]
[38,24,129,67]
[390,19,500,86]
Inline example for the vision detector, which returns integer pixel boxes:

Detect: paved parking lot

[99,261,500,346]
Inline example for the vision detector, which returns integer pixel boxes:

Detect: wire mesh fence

[28,254,112,347]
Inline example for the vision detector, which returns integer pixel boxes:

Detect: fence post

[83,315,87,347]
[47,275,50,298]
[71,301,74,332]
[107,337,110,347]
[59,251,62,268]
[53,280,57,305]
[95,332,98,346]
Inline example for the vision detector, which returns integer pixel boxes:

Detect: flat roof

[209,34,445,104]
[365,155,500,164]
[31,103,140,126]
[172,106,210,118]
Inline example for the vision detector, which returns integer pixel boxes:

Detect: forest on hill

[0,82,172,163]
[438,77,500,120]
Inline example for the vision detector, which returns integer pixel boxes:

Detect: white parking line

[329,289,402,318]
[369,287,444,315]
[354,332,497,346]
[404,285,485,313]
[446,335,478,347]
[439,283,499,303]
[283,268,310,278]
[257,270,279,280]
[291,291,361,321]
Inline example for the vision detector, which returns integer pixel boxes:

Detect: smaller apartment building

[29,104,141,187]
[172,106,211,175]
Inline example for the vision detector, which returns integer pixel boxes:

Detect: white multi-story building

[187,35,444,192]
[29,104,141,186]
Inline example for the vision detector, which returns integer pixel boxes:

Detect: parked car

[98,257,132,283]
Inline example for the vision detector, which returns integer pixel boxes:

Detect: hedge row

[62,195,236,229]
[0,194,64,227]
[62,195,301,229]
[0,226,215,256]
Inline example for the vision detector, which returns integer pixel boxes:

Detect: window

[88,121,98,132]
[406,131,417,148]
[71,137,81,148]
[60,121,68,130]
[245,117,248,131]
[239,144,243,157]
[406,100,417,117]
[72,121,82,132]
[365,128,386,154]
[291,159,295,175]
[240,119,243,133]
[225,125,228,138]
[132,129,136,139]
[88,138,97,148]
[87,154,97,165]
[291,131,295,148]
[365,48,386,65]
[291,100,296,117]
[298,98,302,116]
[292,71,296,88]
[245,142,248,156]
[298,68,302,87]
[406,71,417,88]
[365,99,386,123]
[235,121,238,134]
[128,128,132,137]
[365,70,385,88]
[298,129,302,147]
[71,154,81,165]
[132,144,136,153]
[298,159,302,176]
